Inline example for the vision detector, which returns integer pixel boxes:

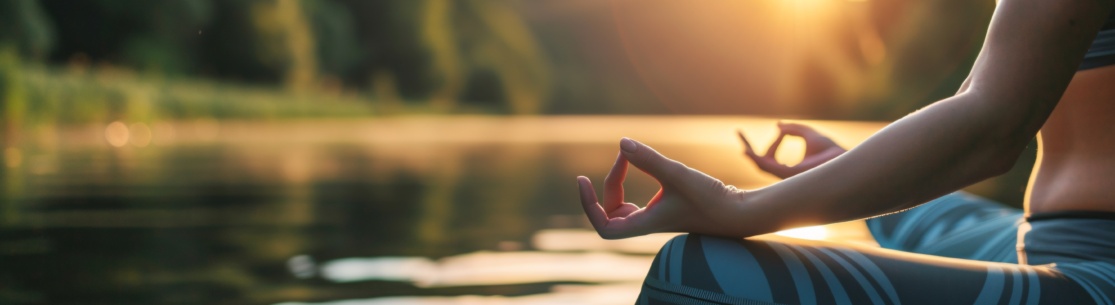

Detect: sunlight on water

[310,225,874,286]
[321,257,437,284]
[275,283,642,305]
[531,229,678,254]
[298,222,873,305]
[319,252,652,287]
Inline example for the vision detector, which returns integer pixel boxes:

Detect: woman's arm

[578,0,1113,239]
[737,0,1114,235]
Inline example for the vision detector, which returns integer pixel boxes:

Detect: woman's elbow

[975,139,1029,178]
[984,153,1019,178]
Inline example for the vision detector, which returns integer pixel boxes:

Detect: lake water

[0,116,1029,304]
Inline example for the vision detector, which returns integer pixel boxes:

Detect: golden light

[785,0,821,9]
[773,136,806,167]
[4,147,21,168]
[105,121,130,147]
[152,122,176,146]
[129,123,152,147]
[775,225,829,240]
[780,0,834,16]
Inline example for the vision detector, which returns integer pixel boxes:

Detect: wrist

[726,186,781,238]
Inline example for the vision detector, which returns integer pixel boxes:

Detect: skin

[736,122,846,180]
[578,0,1115,239]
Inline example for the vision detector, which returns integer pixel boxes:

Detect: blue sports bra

[1079,11,1115,70]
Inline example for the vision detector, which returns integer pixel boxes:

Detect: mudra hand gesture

[577,138,747,239]
[577,122,846,239]
[738,122,846,179]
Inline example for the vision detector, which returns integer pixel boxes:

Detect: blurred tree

[0,48,26,145]
[250,0,318,91]
[421,0,464,111]
[41,0,211,74]
[343,0,550,114]
[304,0,362,81]
[118,0,213,75]
[416,0,550,114]
[336,0,430,98]
[200,0,280,83]
[858,0,994,119]
[0,0,56,59]
[31,0,552,113]
[52,0,351,92]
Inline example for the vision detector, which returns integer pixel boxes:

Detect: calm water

[0,116,1030,305]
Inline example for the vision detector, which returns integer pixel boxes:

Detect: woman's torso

[1027,64,1115,213]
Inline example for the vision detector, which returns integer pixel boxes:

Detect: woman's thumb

[778,122,822,138]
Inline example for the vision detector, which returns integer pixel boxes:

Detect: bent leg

[638,234,1096,305]
[866,192,1023,263]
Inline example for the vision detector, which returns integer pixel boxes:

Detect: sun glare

[775,225,829,240]
[783,0,830,12]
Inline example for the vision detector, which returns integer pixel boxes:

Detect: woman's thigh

[638,234,1094,305]
[867,192,1023,263]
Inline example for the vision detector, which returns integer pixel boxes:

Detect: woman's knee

[645,234,691,283]
[643,234,784,303]
[649,234,770,270]
[646,234,771,285]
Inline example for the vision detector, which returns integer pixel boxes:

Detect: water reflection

[319,251,652,287]
[531,229,678,253]
[1,116,1022,304]
[275,283,642,305]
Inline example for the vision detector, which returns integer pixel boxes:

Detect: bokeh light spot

[105,121,130,147]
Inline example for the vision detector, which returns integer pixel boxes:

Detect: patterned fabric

[637,192,1115,305]
[1080,10,1115,70]
[867,192,1023,263]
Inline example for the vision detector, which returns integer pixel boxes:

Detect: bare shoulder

[967,0,1113,105]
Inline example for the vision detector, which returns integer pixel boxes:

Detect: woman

[576,0,1115,303]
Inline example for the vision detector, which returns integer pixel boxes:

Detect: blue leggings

[637,192,1115,305]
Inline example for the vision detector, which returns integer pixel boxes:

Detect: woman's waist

[1027,156,1115,214]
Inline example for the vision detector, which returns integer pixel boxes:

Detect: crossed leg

[637,193,1097,305]
[637,234,1092,305]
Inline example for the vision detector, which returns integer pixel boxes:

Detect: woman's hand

[577,138,748,239]
[738,122,846,179]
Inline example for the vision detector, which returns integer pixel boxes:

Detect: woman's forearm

[732,92,1032,236]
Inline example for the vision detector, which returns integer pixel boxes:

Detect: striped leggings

[637,192,1115,304]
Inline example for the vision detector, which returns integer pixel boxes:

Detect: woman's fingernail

[620,138,637,153]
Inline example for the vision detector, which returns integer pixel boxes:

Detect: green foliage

[856,0,995,119]
[423,0,550,114]
[304,0,361,77]
[0,0,55,59]
[11,64,378,128]
[23,0,553,115]
[0,48,27,130]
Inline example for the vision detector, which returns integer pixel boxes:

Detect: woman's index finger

[737,129,757,155]
[603,152,628,211]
